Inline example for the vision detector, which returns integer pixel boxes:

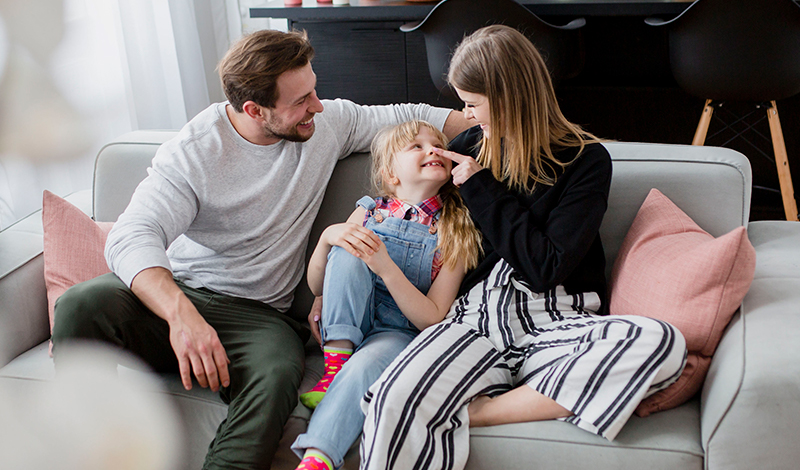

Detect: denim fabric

[319,196,439,346]
[292,329,417,467]
[292,196,440,467]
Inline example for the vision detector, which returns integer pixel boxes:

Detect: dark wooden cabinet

[251,1,800,220]
[250,0,694,109]
[299,21,409,105]
[295,20,460,108]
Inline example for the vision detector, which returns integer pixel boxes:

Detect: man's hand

[131,267,230,392]
[308,295,323,345]
[168,305,230,392]
[432,147,482,186]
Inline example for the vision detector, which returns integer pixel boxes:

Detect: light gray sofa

[2,130,799,470]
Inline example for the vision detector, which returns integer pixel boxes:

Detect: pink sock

[295,451,333,470]
[299,346,352,409]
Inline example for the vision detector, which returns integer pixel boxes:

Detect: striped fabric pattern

[360,260,686,470]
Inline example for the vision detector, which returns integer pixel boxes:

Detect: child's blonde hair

[370,120,482,271]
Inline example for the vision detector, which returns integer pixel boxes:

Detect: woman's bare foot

[466,387,572,428]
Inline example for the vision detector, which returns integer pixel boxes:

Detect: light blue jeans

[292,196,440,467]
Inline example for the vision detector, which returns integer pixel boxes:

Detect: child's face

[389,127,451,199]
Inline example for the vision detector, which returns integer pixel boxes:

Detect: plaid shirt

[366,196,444,280]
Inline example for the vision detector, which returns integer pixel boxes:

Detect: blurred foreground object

[0,0,92,162]
[0,343,183,470]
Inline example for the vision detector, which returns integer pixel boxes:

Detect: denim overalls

[291,195,441,467]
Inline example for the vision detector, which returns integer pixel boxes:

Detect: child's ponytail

[437,182,482,271]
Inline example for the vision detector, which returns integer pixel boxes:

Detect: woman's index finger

[433,147,469,164]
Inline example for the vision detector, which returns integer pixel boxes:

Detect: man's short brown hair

[219,29,314,112]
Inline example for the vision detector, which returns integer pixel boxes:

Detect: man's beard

[262,114,314,143]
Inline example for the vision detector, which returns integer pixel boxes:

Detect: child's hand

[354,239,393,277]
[307,296,323,345]
[432,147,482,186]
[322,222,381,258]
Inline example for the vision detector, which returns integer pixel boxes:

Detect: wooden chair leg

[692,99,714,146]
[766,101,799,221]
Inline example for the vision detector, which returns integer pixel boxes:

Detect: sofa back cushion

[92,136,753,320]
[600,142,751,280]
[93,131,178,223]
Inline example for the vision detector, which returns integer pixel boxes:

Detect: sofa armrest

[701,221,800,470]
[0,191,93,367]
[0,210,48,367]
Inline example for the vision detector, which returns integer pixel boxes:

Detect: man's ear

[242,101,266,121]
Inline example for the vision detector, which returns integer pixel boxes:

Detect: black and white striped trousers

[360,261,686,470]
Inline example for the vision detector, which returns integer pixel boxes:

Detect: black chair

[400,0,586,99]
[647,0,800,221]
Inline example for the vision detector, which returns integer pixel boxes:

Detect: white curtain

[116,0,234,129]
[0,0,242,229]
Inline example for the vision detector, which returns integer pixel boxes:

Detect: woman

[359,25,687,470]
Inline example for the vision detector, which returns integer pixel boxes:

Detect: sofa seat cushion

[466,397,703,470]
[5,342,706,470]
[747,221,800,280]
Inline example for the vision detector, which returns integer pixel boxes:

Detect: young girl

[360,25,687,470]
[291,120,482,470]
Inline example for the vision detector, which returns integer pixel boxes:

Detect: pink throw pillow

[610,189,755,416]
[42,190,114,353]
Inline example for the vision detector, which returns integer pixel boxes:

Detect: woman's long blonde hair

[448,24,601,193]
[370,120,482,271]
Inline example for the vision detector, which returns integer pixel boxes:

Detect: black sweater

[451,126,612,314]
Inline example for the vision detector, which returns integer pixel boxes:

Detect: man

[51,29,468,469]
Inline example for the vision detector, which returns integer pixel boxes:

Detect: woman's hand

[432,147,482,186]
[322,222,381,258]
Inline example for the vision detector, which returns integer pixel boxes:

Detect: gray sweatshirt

[105,99,450,311]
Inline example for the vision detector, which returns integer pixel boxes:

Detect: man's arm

[326,100,464,156]
[131,267,230,392]
[442,110,472,140]
[104,137,231,391]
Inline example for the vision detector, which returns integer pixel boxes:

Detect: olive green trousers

[51,272,308,470]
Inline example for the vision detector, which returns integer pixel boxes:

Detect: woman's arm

[357,246,466,330]
[306,206,376,296]
[461,147,612,292]
[438,143,612,292]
